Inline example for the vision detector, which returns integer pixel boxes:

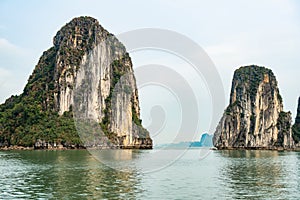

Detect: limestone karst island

[213,65,300,150]
[0,17,152,149]
[0,17,299,152]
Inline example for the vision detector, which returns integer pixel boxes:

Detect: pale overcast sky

[0,0,299,144]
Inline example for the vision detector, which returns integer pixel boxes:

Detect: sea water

[0,149,299,199]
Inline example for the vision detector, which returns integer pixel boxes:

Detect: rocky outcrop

[213,65,294,149]
[292,97,300,143]
[0,16,152,149]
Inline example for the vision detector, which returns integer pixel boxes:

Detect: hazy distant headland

[156,133,213,149]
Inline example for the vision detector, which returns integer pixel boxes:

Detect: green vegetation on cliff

[0,96,80,147]
[0,44,81,147]
[99,54,130,144]
[276,111,292,146]
[232,65,282,105]
[99,53,143,144]
[0,17,107,147]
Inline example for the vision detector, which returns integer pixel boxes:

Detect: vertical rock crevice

[213,65,294,149]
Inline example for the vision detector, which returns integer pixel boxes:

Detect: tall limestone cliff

[0,16,152,149]
[213,65,294,149]
[292,97,300,143]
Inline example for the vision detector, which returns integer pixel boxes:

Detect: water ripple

[0,150,300,199]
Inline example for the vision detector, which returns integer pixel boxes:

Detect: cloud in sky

[0,38,35,102]
[0,38,29,58]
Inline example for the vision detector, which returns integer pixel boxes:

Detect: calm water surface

[0,149,300,199]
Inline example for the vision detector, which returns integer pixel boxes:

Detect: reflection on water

[1,150,300,199]
[89,148,199,173]
[217,150,300,199]
[0,150,141,199]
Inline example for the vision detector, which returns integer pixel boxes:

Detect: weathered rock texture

[213,65,294,149]
[292,97,300,143]
[0,16,152,149]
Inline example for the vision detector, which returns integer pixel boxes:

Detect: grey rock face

[54,17,152,148]
[213,65,293,149]
[297,97,300,124]
[292,97,300,144]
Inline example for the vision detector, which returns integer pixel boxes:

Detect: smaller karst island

[213,65,300,150]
